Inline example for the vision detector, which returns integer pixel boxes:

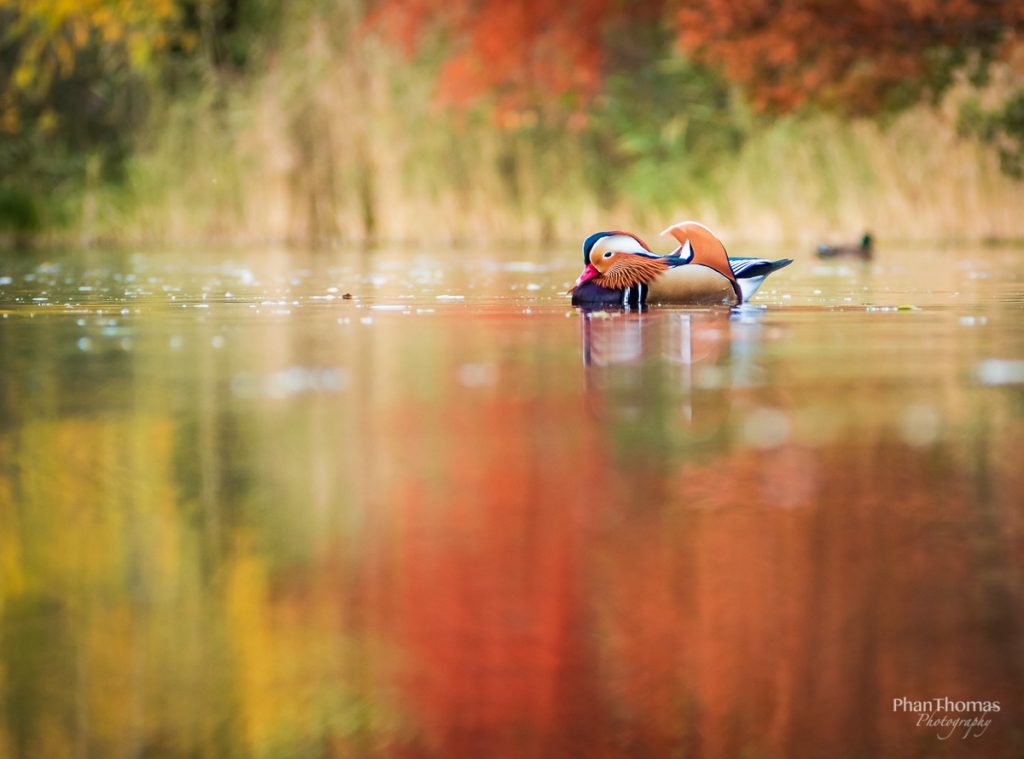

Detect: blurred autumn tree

[0,0,178,232]
[376,0,1023,115]
[369,1,746,211]
[678,0,1024,177]
[375,0,1024,172]
[1,0,1023,241]
[0,0,282,235]
[676,0,1024,114]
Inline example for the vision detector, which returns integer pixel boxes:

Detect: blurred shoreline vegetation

[1,0,1023,247]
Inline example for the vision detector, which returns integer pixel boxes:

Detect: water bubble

[976,359,1024,386]
[695,366,726,390]
[77,337,92,351]
[457,363,498,388]
[899,404,941,447]
[741,408,790,449]
[230,373,259,398]
[503,262,547,272]
[958,316,987,327]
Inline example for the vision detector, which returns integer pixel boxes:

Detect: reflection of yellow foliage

[0,440,26,606]
[226,550,350,753]
[0,402,400,755]
[30,714,76,759]
[84,604,142,743]
[227,550,274,749]
[226,547,404,755]
[3,415,179,598]
[0,412,190,755]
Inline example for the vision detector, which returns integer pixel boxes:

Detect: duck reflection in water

[580,307,771,428]
[581,305,778,471]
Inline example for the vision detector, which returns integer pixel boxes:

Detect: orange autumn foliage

[371,0,1024,114]
[369,0,664,113]
[676,0,1024,112]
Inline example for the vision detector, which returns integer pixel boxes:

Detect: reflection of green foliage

[959,91,1024,178]
[0,598,73,757]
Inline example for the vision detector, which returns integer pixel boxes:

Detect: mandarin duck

[816,232,873,259]
[570,221,792,307]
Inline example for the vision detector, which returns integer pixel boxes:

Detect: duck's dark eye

[603,251,613,258]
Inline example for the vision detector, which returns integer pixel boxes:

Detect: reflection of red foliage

[366,394,612,755]
[348,383,1024,757]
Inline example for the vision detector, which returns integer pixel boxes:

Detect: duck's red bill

[574,264,599,288]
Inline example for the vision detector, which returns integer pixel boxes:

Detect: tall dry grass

[95,10,1024,247]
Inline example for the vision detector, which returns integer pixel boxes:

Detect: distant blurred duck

[816,232,873,259]
[570,221,792,307]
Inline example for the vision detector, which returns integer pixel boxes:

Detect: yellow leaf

[55,38,75,75]
[39,108,58,133]
[73,19,90,48]
[0,108,19,134]
[13,64,34,90]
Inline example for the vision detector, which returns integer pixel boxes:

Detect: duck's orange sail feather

[661,221,742,301]
[594,253,669,291]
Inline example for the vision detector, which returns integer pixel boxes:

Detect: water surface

[1,243,1022,758]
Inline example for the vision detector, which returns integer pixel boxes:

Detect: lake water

[0,243,1022,757]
